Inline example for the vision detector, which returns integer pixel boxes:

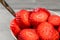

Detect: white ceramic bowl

[10,10,60,40]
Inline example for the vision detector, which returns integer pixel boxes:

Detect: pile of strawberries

[10,8,60,40]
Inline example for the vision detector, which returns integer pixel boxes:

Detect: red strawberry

[10,18,20,37]
[29,9,49,28]
[48,15,60,26]
[37,22,59,40]
[16,10,30,29]
[18,29,39,40]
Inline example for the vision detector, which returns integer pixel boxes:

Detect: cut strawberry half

[29,8,49,28]
[10,18,20,37]
[18,29,39,40]
[37,22,59,40]
[48,15,60,26]
[16,10,30,29]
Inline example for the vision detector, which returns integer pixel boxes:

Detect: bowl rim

[10,29,17,40]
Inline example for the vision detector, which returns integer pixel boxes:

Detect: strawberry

[48,15,60,26]
[37,22,59,40]
[16,10,30,29]
[18,29,39,40]
[10,18,20,37]
[29,9,49,28]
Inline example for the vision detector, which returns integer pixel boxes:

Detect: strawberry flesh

[16,10,30,29]
[10,18,20,37]
[37,22,59,40]
[18,29,39,40]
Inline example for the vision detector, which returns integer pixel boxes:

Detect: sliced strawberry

[29,9,49,28]
[10,18,20,37]
[16,10,30,29]
[48,15,60,26]
[37,22,59,40]
[18,29,39,40]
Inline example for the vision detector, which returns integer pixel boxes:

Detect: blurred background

[0,0,60,40]
[0,0,60,9]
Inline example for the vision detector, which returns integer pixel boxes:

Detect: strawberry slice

[37,22,59,40]
[18,29,39,40]
[48,15,60,26]
[10,18,20,37]
[29,8,49,28]
[16,10,30,29]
